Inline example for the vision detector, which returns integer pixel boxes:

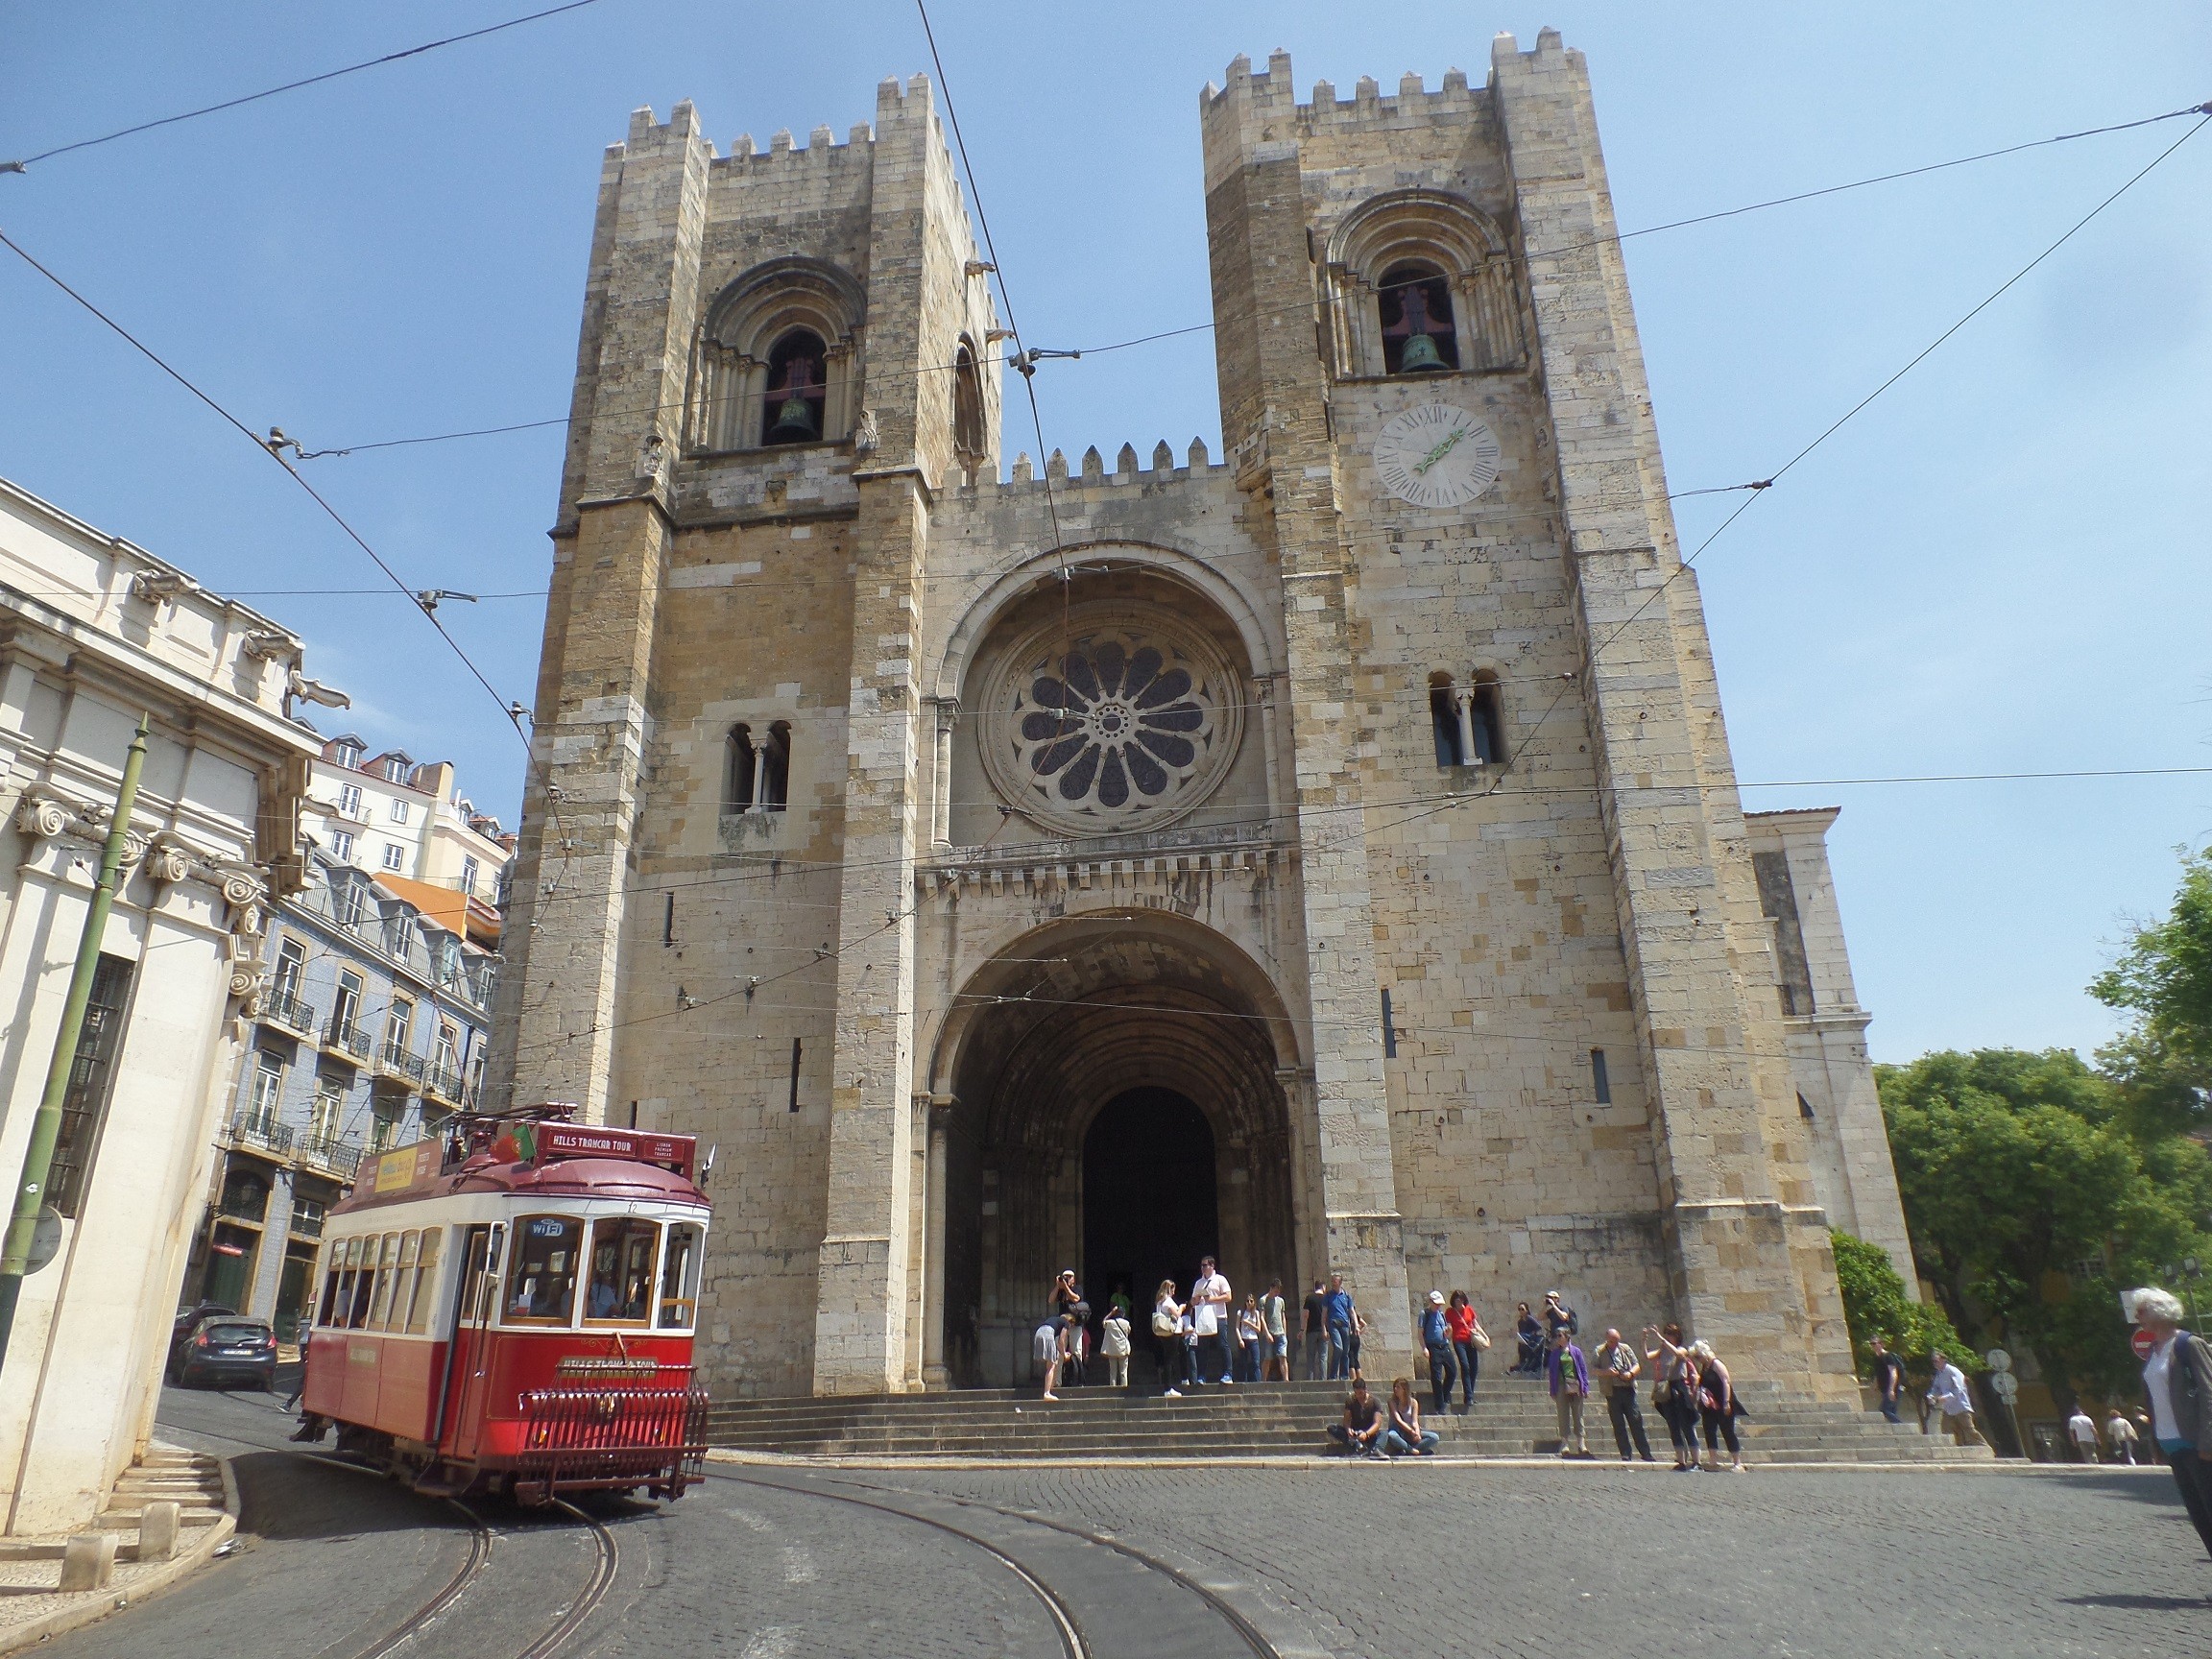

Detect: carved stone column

[923,1096,953,1388]
[928,699,958,848]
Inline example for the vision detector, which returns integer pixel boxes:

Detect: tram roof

[330,1117,709,1217]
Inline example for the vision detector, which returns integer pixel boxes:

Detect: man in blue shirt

[1323,1274,1356,1382]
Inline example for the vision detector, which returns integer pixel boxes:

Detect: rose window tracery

[984,619,1241,834]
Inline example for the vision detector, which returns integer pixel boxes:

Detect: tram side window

[320,1238,349,1326]
[347,1237,378,1328]
[367,1233,401,1328]
[505,1215,583,1324]
[658,1222,703,1331]
[383,1232,421,1332]
[406,1228,444,1334]
[584,1219,659,1324]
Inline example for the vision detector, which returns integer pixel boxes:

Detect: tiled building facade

[491,33,1914,1400]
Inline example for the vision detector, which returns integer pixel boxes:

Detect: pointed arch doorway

[1081,1087,1219,1348]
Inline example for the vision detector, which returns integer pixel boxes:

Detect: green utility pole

[0,716,151,1372]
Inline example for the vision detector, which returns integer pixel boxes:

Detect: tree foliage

[1878,1047,2212,1400]
[1830,1228,1971,1382]
[2092,846,2212,1108]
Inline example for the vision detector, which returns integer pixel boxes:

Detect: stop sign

[2133,1326,2157,1360]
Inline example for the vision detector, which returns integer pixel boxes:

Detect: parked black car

[165,1304,234,1374]
[168,1314,276,1389]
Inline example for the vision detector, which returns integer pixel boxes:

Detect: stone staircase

[709,1373,1994,1464]
[97,1449,229,1531]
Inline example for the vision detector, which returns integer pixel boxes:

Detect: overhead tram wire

[0,226,574,877]
[0,0,613,175]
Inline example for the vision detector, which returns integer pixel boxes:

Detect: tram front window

[505,1214,583,1324]
[585,1218,658,1324]
[658,1222,702,1331]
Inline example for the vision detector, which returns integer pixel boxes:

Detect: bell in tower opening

[762,327,828,445]
[1380,263,1458,374]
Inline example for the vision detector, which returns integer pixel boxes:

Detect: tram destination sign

[535,1123,697,1178]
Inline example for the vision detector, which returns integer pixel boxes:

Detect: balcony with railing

[424,1060,466,1104]
[260,988,318,1040]
[379,1041,427,1086]
[325,1018,374,1064]
[228,1109,294,1159]
[296,1133,364,1180]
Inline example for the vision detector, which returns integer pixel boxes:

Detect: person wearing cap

[1419,1290,1457,1413]
[1542,1289,1578,1342]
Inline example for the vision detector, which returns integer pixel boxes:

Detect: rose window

[985,620,1241,834]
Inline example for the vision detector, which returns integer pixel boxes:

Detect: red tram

[294,1112,710,1504]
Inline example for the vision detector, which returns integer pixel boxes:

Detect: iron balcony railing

[424,1062,465,1103]
[326,1018,374,1063]
[296,1133,364,1179]
[380,1042,426,1084]
[229,1110,294,1158]
[261,988,318,1037]
[514,1366,709,1502]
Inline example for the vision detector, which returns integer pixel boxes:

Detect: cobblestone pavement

[47,1382,2212,1659]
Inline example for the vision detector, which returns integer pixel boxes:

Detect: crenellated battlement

[972,437,1230,496]
[1199,47,1493,161]
[615,72,943,174]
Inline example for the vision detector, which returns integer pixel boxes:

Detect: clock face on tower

[1373,403,1503,509]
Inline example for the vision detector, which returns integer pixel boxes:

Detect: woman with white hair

[2132,1286,2212,1558]
[1692,1338,1746,1472]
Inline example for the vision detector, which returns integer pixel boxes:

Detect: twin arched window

[1429,671,1503,768]
[726,721,792,814]
[1322,192,1523,380]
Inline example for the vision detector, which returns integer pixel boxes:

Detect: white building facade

[0,476,317,1533]
[303,735,514,902]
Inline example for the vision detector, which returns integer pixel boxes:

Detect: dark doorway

[1082,1088,1217,1350]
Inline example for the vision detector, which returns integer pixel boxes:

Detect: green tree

[2093,845,2212,1103]
[1877,1048,2212,1401]
[1830,1228,1970,1385]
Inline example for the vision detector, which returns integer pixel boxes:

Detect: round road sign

[1989,1372,2019,1402]
[1984,1348,2012,1373]
[2133,1327,2157,1360]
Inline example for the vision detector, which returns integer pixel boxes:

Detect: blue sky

[3,4,2207,1064]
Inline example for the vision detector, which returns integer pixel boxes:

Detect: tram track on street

[718,1467,1285,1659]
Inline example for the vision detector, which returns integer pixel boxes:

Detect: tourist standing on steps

[1328,1378,1387,1458]
[1036,1316,1064,1401]
[1542,1289,1578,1342]
[1867,1334,1907,1425]
[1385,1377,1440,1455]
[1324,1274,1356,1382]
[1346,1301,1370,1382]
[1236,1293,1265,1382]
[1446,1290,1484,1410]
[1100,1303,1132,1387]
[1152,1280,1188,1395]
[1047,1269,1086,1392]
[1420,1291,1457,1413]
[2107,1407,2142,1465]
[2130,1286,2212,1560]
[1926,1351,1984,1448]
[1548,1327,1590,1456]
[1263,1279,1289,1382]
[1512,1302,1545,1375]
[1693,1339,1746,1471]
[1594,1328,1655,1462]
[1191,1256,1234,1385]
[1644,1323,1702,1471]
[1301,1279,1331,1381]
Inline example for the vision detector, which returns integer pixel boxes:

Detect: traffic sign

[2133,1327,2157,1360]
[1989,1372,2019,1402]
[1985,1348,2012,1373]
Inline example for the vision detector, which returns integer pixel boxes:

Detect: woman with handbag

[1445,1289,1486,1411]
[1692,1339,1746,1471]
[1152,1280,1189,1395]
[1644,1323,1703,1471]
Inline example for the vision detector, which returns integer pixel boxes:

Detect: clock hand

[1411,426,1466,475]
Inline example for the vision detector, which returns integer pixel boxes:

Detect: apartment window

[390,798,410,825]
[330,830,355,861]
[370,1099,404,1153]
[382,758,409,783]
[331,971,364,1042]
[290,1194,327,1238]
[248,1050,286,1126]
[48,954,134,1217]
[337,783,363,818]
[309,1072,345,1142]
[434,1022,459,1074]
[382,843,405,872]
[333,740,364,770]
[273,936,306,1001]
[460,855,480,897]
[385,998,413,1053]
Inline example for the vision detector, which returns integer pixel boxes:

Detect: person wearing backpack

[1420,1291,1458,1413]
[2132,1286,2212,1558]
[1100,1303,1133,1387]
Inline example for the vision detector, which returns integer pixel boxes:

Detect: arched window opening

[761,721,791,812]
[1468,673,1503,765]
[761,329,828,445]
[726,724,757,813]
[1428,674,1464,768]
[1379,263,1458,374]
[952,344,986,476]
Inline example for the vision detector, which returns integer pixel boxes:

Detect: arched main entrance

[931,915,1307,1387]
[1081,1087,1219,1340]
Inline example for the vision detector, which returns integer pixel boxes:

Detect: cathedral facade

[491,31,1913,1399]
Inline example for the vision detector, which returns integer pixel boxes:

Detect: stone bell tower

[1198,34,1857,1398]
